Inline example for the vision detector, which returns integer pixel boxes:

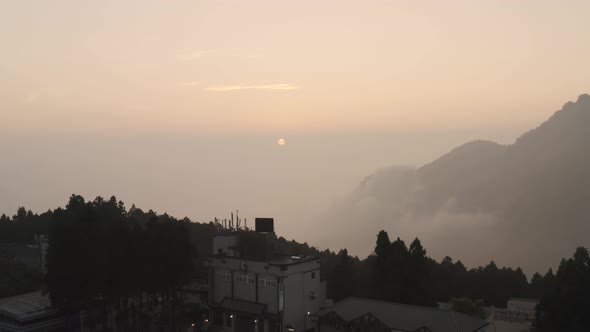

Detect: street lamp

[304,311,315,330]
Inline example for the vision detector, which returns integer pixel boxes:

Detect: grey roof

[319,297,488,332]
[212,254,318,266]
[0,291,58,322]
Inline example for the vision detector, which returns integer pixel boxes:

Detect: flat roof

[0,291,58,322]
[211,254,318,266]
[267,255,318,266]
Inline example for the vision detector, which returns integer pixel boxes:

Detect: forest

[0,194,588,330]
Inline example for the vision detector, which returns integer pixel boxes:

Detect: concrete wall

[213,235,239,256]
[282,267,321,331]
[233,272,256,302]
[258,274,279,313]
[209,256,321,331]
[213,268,233,304]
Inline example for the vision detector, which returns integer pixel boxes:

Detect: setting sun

[1,3,589,329]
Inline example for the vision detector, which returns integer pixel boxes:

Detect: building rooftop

[0,291,58,322]
[212,253,318,266]
[267,255,318,266]
[319,297,488,332]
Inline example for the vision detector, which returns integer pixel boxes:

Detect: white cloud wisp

[204,83,298,92]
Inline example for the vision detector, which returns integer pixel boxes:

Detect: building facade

[506,298,538,321]
[207,230,323,332]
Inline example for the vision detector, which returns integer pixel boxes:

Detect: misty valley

[2,1,590,331]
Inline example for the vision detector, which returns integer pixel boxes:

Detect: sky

[1,1,590,269]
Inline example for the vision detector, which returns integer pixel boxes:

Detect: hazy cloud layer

[312,96,590,275]
[312,166,505,269]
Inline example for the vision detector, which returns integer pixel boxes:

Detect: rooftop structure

[319,297,489,332]
[0,291,65,331]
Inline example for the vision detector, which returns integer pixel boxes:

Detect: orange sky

[2,0,590,135]
[3,1,590,272]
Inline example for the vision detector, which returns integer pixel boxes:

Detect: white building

[506,298,538,321]
[206,227,324,332]
[483,298,539,332]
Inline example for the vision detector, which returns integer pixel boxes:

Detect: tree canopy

[1,198,588,330]
[535,247,590,331]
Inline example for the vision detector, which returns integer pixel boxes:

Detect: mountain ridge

[320,94,590,274]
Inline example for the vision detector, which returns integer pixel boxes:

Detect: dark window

[218,248,223,254]
[311,271,316,279]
